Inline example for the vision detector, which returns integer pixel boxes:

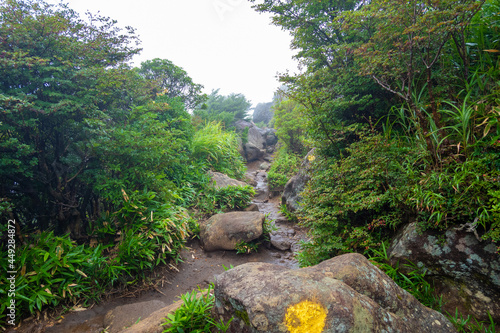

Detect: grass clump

[267,147,301,191]
[162,284,232,333]
[191,122,246,179]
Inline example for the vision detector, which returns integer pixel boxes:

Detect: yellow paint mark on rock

[285,300,327,333]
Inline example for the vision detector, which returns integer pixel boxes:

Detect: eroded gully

[12,157,307,333]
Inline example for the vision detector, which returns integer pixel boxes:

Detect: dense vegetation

[0,0,252,324]
[253,0,500,266]
[2,0,499,330]
[193,89,252,129]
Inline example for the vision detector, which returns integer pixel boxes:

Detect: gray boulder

[234,119,253,131]
[389,222,500,323]
[259,162,271,171]
[252,102,273,125]
[209,171,247,189]
[244,126,266,162]
[244,142,265,162]
[281,148,315,212]
[264,129,278,147]
[247,126,265,150]
[213,253,456,333]
[244,204,260,212]
[200,212,264,252]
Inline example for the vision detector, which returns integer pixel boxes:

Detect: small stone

[270,233,292,251]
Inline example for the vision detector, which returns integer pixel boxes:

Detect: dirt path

[10,157,306,333]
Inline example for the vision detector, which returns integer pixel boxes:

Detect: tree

[0,0,145,233]
[137,58,206,110]
[273,98,309,154]
[252,102,274,125]
[350,0,485,161]
[193,89,251,128]
[250,0,392,154]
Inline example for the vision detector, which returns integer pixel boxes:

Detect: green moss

[235,309,251,326]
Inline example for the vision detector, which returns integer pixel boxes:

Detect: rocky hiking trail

[11,156,308,333]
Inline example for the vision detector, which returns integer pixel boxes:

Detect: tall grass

[191,122,245,179]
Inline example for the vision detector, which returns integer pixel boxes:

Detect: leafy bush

[297,132,418,266]
[0,190,192,323]
[267,147,301,191]
[103,190,190,268]
[162,284,232,332]
[272,99,308,155]
[191,122,246,179]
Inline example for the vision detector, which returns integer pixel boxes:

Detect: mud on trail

[9,158,307,333]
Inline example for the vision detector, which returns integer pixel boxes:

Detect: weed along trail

[17,156,306,333]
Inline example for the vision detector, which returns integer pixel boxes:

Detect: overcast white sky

[47,0,299,107]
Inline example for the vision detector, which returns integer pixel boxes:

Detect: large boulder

[244,142,265,162]
[281,148,315,212]
[234,119,253,131]
[389,222,500,323]
[209,171,247,189]
[213,253,455,333]
[247,126,265,150]
[244,126,266,162]
[264,129,278,147]
[200,212,264,252]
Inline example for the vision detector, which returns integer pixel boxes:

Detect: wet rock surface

[389,221,500,323]
[213,253,457,333]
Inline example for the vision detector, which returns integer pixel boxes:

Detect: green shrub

[268,147,301,191]
[297,132,418,266]
[0,190,192,324]
[162,284,232,332]
[0,232,107,320]
[191,122,246,179]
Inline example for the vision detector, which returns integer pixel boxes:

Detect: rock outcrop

[200,212,264,252]
[244,126,266,162]
[213,253,456,333]
[389,222,500,323]
[264,129,278,147]
[281,148,315,212]
[234,119,253,131]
